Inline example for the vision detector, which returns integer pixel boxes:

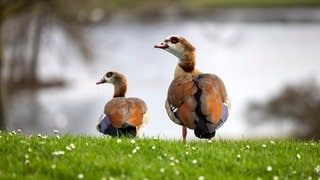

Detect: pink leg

[182,126,187,142]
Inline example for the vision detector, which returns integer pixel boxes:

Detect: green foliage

[180,0,320,7]
[0,131,320,179]
[51,0,320,16]
[88,0,320,10]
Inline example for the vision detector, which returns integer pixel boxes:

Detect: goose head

[154,35,195,59]
[96,71,127,98]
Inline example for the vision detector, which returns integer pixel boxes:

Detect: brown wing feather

[198,74,227,123]
[126,98,147,127]
[176,97,197,128]
[167,73,228,128]
[105,97,147,128]
[105,98,128,128]
[167,75,198,129]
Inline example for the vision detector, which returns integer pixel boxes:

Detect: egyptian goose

[96,71,148,137]
[154,35,231,141]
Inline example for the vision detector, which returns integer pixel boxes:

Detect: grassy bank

[98,0,320,11]
[73,0,320,19]
[181,0,320,7]
[0,131,319,179]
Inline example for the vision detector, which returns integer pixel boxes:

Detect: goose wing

[105,97,148,128]
[166,74,229,132]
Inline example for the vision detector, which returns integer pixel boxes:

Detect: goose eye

[170,37,179,44]
[106,72,113,78]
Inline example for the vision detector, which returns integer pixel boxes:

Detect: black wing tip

[194,128,216,139]
[103,125,137,137]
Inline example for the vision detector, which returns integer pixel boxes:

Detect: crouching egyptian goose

[154,35,231,141]
[96,71,148,137]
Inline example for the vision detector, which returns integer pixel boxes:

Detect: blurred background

[1,0,320,140]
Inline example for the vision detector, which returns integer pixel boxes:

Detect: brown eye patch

[106,72,113,78]
[170,37,179,44]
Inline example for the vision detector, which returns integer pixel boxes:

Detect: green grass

[0,131,320,180]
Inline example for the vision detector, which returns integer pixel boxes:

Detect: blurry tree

[0,0,94,130]
[0,0,42,130]
[246,79,320,140]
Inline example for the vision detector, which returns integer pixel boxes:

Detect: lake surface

[8,8,320,139]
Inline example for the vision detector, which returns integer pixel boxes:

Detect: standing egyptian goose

[154,35,231,141]
[96,71,148,137]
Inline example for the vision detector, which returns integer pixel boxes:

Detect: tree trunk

[28,9,43,84]
[0,20,7,131]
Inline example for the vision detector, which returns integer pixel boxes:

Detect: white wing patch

[165,100,183,125]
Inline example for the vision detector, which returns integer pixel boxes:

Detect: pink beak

[154,41,169,49]
[96,79,106,85]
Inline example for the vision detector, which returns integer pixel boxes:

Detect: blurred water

[8,10,320,139]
